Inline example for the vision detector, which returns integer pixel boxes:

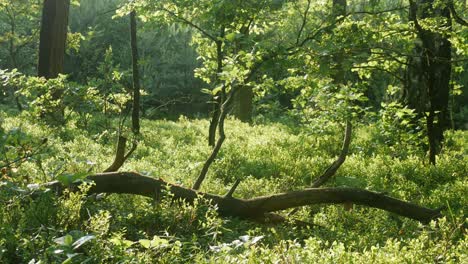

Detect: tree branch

[0,138,48,170]
[289,121,352,216]
[103,136,137,172]
[159,7,217,42]
[449,1,468,27]
[352,65,405,83]
[312,121,352,187]
[296,0,312,46]
[193,87,238,190]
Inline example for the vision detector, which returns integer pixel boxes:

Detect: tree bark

[289,120,351,216]
[208,103,221,147]
[194,87,238,190]
[37,0,70,124]
[130,10,141,135]
[38,0,70,79]
[103,136,137,172]
[208,28,225,146]
[312,121,352,187]
[47,171,442,224]
[232,86,253,122]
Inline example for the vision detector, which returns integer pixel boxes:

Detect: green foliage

[48,232,96,263]
[0,63,133,128]
[0,0,41,73]
[376,100,426,156]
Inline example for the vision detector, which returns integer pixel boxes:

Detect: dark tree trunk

[208,29,225,146]
[208,103,220,147]
[232,86,253,122]
[130,10,141,135]
[38,0,70,79]
[406,0,452,165]
[194,87,238,190]
[37,0,70,124]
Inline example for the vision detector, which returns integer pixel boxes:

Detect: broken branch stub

[312,120,352,188]
[104,136,138,173]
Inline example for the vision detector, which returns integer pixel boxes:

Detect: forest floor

[0,111,467,263]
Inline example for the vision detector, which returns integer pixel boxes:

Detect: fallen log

[47,171,442,224]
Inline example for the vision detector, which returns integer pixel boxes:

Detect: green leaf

[139,236,169,249]
[225,32,236,42]
[72,235,95,250]
[57,172,88,186]
[201,88,212,95]
[138,239,152,249]
[211,86,223,95]
[54,235,74,247]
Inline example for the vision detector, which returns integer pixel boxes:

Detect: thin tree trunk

[194,87,237,190]
[208,104,220,147]
[312,121,352,187]
[103,135,137,173]
[130,10,141,135]
[208,29,225,146]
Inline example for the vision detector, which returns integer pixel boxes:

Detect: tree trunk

[194,87,238,190]
[130,10,141,135]
[46,172,442,224]
[232,86,253,122]
[208,30,225,146]
[38,0,70,79]
[406,0,452,165]
[208,102,220,147]
[37,0,70,124]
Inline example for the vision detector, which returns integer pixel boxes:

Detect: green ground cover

[0,111,466,263]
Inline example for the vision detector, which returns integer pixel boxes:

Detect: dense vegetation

[0,0,467,263]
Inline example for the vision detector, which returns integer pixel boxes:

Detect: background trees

[1,0,465,138]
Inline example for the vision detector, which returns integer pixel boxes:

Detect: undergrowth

[0,110,466,263]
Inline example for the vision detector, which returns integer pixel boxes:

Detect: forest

[0,0,467,263]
